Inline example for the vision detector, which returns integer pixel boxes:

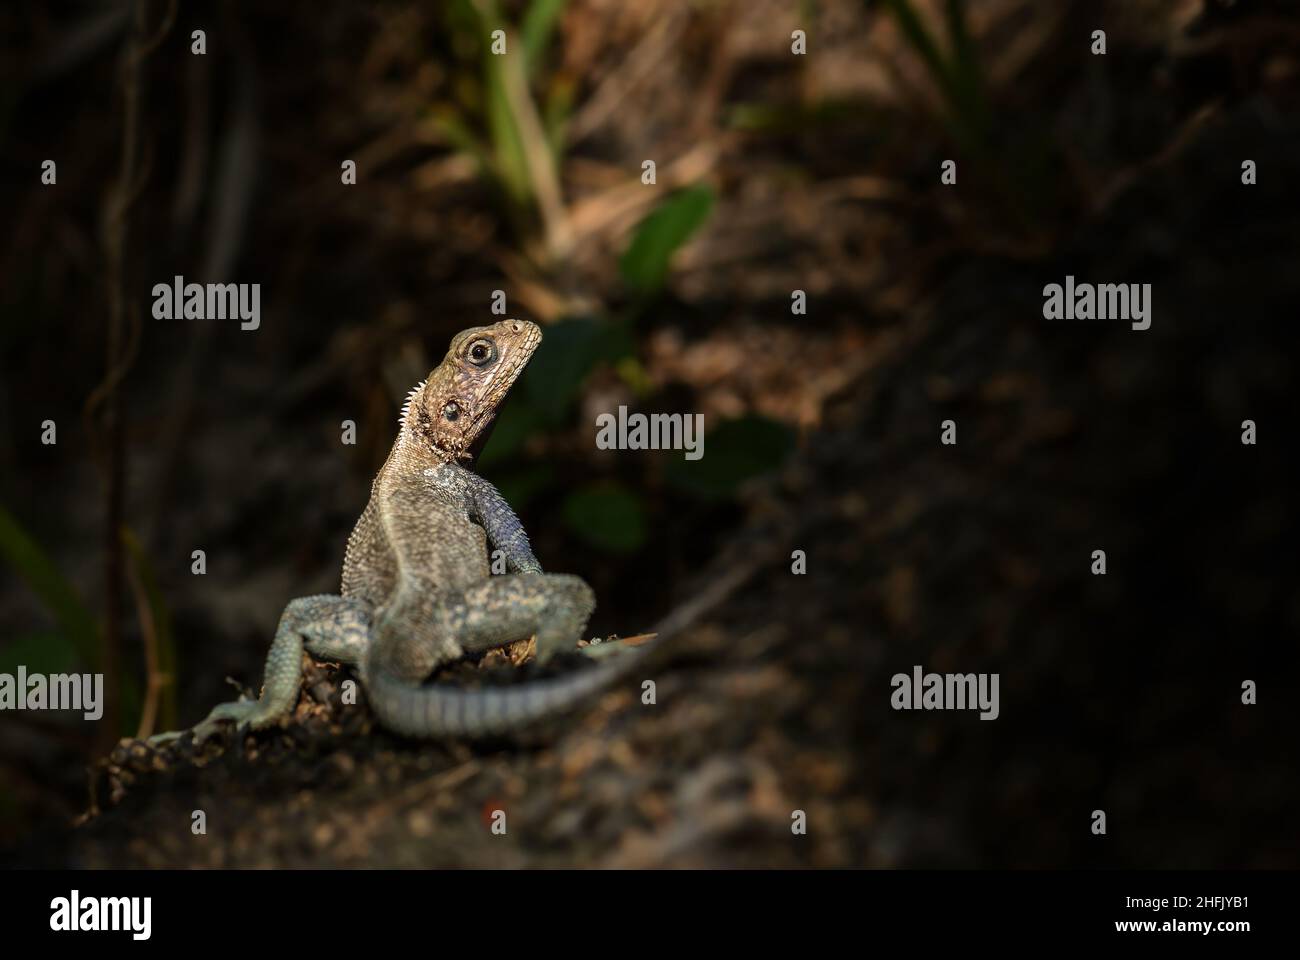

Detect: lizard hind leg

[360,573,599,738]
[452,572,595,664]
[367,572,595,685]
[148,594,371,745]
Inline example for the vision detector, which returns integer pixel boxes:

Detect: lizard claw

[193,699,283,743]
[144,728,186,747]
[146,699,283,748]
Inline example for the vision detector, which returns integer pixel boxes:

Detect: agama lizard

[155,319,646,742]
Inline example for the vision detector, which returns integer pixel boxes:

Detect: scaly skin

[153,319,647,743]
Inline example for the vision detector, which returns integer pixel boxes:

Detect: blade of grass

[0,504,99,668]
[942,0,988,136]
[884,0,987,154]
[485,49,533,207]
[885,0,957,104]
[521,0,567,80]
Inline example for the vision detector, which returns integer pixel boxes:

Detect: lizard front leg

[149,594,371,744]
[465,478,621,659]
[468,472,543,574]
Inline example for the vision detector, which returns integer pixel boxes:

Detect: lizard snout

[503,318,540,340]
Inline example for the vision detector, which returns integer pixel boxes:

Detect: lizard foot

[196,698,286,743]
[577,633,655,660]
[146,698,286,747]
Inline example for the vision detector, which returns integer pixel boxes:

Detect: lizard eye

[467,339,497,366]
[442,401,460,421]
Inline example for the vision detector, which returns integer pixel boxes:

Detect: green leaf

[0,504,98,668]
[490,464,556,511]
[619,185,715,295]
[0,631,78,676]
[478,318,634,469]
[444,0,483,42]
[522,0,568,79]
[478,319,604,464]
[562,484,647,554]
[522,317,634,421]
[665,416,795,501]
[726,99,869,135]
[476,399,545,469]
[543,75,575,157]
[429,109,493,174]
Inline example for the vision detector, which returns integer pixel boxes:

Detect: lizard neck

[389,421,457,476]
[394,378,457,467]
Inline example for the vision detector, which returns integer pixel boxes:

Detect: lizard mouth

[491,322,541,397]
[465,322,541,437]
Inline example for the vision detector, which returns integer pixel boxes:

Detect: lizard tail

[360,643,654,738]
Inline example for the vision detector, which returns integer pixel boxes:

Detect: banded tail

[361,642,654,738]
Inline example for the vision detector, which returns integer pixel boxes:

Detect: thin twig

[86,0,170,749]
[124,532,164,739]
[650,542,781,646]
[127,0,177,66]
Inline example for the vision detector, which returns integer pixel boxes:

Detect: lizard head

[403,319,542,461]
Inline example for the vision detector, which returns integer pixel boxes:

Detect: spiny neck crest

[398,379,426,430]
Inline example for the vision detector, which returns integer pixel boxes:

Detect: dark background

[0,0,1297,867]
